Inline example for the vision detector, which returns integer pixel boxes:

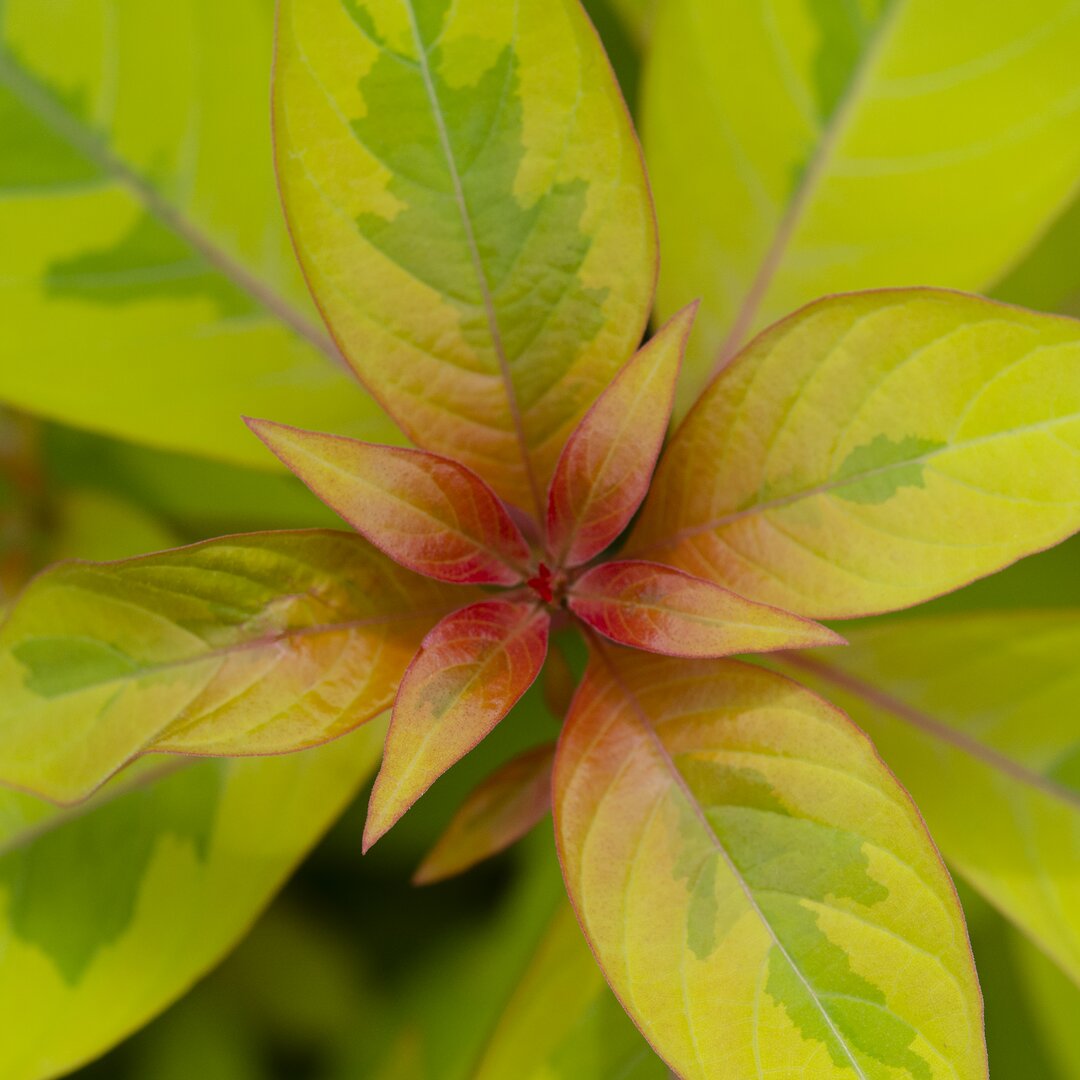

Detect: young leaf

[569,559,843,657]
[547,305,696,567]
[414,742,555,885]
[773,609,1080,983]
[274,0,657,513]
[554,647,987,1080]
[630,289,1080,619]
[0,531,462,803]
[0,0,398,465]
[247,419,531,585]
[644,0,1080,405]
[0,725,383,1080]
[364,599,549,851]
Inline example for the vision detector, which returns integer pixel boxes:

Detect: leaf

[0,0,398,465]
[644,0,1080,407]
[274,0,657,514]
[0,722,383,1080]
[1011,920,1080,1077]
[247,419,532,585]
[569,559,843,658]
[606,0,656,48]
[771,609,1080,983]
[413,742,554,884]
[629,289,1080,619]
[474,900,668,1080]
[547,304,696,567]
[0,530,463,803]
[364,598,549,850]
[554,646,987,1080]
[993,188,1080,318]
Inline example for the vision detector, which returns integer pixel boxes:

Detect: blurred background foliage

[1,0,1078,1075]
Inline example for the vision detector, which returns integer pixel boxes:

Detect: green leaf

[993,189,1080,318]
[554,646,987,1080]
[0,0,399,466]
[644,0,1080,406]
[474,901,668,1080]
[0,723,383,1080]
[629,289,1080,619]
[274,0,657,514]
[773,608,1080,983]
[1011,918,1080,1077]
[0,530,464,802]
[605,0,655,47]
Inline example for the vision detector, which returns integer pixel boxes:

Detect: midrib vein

[711,0,905,375]
[402,1,545,520]
[0,48,347,369]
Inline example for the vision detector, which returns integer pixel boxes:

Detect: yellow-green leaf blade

[0,726,383,1080]
[554,647,987,1080]
[645,0,1080,406]
[773,609,1080,983]
[0,530,463,802]
[274,0,657,512]
[630,289,1080,619]
[0,0,398,466]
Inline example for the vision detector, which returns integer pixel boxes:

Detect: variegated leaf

[630,290,1080,619]
[555,646,987,1080]
[274,0,657,514]
[0,531,462,802]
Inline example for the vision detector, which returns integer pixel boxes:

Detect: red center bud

[527,562,556,604]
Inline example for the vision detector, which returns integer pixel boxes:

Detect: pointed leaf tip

[363,599,550,852]
[412,742,555,885]
[569,560,844,657]
[546,303,698,568]
[246,418,532,586]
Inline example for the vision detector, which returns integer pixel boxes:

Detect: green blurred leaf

[993,189,1080,317]
[774,610,1080,983]
[0,0,399,466]
[474,901,667,1080]
[644,0,1080,407]
[42,425,340,539]
[0,724,384,1080]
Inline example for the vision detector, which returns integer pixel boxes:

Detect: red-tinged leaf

[569,560,843,658]
[363,599,549,851]
[546,304,698,567]
[413,743,555,885]
[246,419,532,585]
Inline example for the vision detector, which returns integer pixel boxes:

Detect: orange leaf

[413,742,555,885]
[363,599,549,851]
[569,560,842,658]
[546,304,697,567]
[247,419,531,585]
